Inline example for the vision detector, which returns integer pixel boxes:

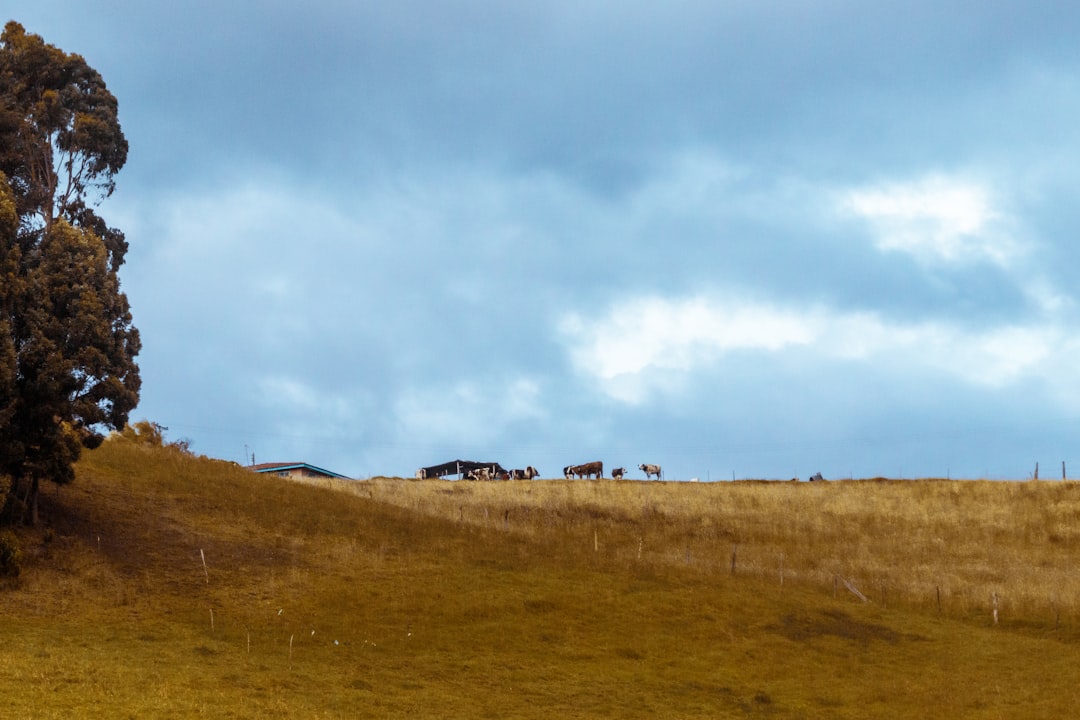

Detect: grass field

[3,433,1080,718]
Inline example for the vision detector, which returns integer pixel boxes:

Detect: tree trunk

[29,476,39,527]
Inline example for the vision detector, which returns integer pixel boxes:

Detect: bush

[118,420,167,447]
[0,530,21,577]
[115,421,193,455]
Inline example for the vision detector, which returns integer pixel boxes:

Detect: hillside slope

[2,438,1080,718]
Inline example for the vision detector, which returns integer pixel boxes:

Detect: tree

[0,22,139,525]
[0,21,128,266]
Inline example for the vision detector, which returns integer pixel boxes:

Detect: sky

[14,1,1080,480]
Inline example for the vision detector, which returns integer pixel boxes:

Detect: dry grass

[2,438,1080,717]
[339,475,1080,623]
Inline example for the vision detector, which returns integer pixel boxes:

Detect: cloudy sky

[17,2,1080,479]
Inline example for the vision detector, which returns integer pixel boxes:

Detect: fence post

[837,575,869,603]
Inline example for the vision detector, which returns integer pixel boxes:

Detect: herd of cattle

[416,460,663,481]
[560,462,663,480]
[415,460,829,482]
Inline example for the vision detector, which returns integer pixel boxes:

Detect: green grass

[3,437,1080,717]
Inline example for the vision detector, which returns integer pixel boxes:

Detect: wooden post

[1035,462,1039,480]
[837,575,869,603]
[1064,461,1067,480]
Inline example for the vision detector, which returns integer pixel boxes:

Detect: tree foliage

[0,21,128,266]
[0,22,139,525]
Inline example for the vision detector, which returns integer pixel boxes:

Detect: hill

[2,435,1080,718]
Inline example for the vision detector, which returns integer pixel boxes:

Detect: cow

[465,467,492,481]
[569,461,603,479]
[639,463,662,480]
[611,467,625,480]
[510,466,540,480]
[563,465,573,479]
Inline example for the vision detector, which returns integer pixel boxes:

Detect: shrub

[114,421,193,454]
[0,530,21,577]
[117,420,166,446]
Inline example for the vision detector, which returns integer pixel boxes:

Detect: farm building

[249,462,352,480]
[417,459,507,479]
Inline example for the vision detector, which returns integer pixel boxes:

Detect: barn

[417,459,507,479]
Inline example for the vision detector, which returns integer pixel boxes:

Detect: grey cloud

[14,1,1080,479]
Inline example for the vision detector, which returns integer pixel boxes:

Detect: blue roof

[249,462,351,479]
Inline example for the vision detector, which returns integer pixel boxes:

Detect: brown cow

[465,467,492,481]
[569,461,603,479]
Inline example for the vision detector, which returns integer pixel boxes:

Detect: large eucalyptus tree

[0,21,140,525]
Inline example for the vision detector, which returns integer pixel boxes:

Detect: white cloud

[842,175,1021,265]
[560,296,820,380]
[560,294,1069,403]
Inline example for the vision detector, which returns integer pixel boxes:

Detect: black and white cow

[611,467,625,480]
[639,463,662,480]
[510,466,540,480]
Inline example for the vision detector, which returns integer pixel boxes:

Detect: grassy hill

[3,435,1080,718]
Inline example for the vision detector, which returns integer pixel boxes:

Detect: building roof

[248,462,351,479]
[418,459,507,478]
